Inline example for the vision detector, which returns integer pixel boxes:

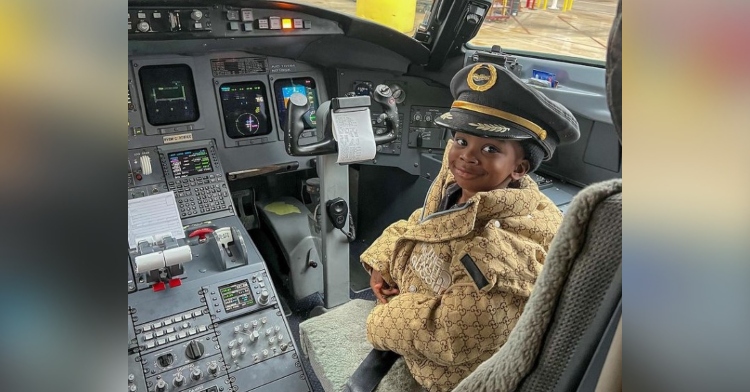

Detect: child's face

[448,132,529,194]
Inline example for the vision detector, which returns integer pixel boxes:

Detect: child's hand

[370,270,400,304]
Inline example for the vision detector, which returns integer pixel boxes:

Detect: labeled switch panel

[128,8,213,33]
[408,106,451,150]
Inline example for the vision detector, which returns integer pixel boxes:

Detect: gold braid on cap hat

[452,101,547,140]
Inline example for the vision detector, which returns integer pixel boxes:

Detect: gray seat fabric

[452,179,622,392]
[299,299,424,392]
[517,192,622,392]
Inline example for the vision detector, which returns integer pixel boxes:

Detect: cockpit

[127,1,621,391]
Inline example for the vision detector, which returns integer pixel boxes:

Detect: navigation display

[218,81,272,139]
[274,77,319,131]
[168,148,213,178]
[139,64,200,126]
[219,280,255,313]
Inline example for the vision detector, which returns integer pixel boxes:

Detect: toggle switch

[191,367,202,380]
[173,373,185,387]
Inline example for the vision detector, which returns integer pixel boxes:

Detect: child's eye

[482,145,499,153]
[455,138,467,146]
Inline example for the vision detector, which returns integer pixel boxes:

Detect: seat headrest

[606,0,622,142]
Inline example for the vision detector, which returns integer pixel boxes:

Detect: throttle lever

[371,85,399,144]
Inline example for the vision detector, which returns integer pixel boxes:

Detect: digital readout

[219,280,255,313]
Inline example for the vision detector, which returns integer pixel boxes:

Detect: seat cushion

[299,299,424,392]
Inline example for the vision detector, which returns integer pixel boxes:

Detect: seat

[299,299,424,392]
[299,175,620,392]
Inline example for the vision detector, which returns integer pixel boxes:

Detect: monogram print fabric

[360,140,563,392]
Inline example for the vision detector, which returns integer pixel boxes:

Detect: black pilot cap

[434,62,581,160]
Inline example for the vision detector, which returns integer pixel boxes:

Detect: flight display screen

[274,77,319,131]
[168,148,213,178]
[218,81,272,139]
[219,280,255,313]
[139,64,200,126]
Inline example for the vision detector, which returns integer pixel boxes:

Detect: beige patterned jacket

[361,141,563,392]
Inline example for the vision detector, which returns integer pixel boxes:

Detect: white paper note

[128,192,185,249]
[331,108,377,164]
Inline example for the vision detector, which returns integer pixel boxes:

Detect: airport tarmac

[300,0,617,62]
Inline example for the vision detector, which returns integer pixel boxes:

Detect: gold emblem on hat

[467,63,497,92]
[469,123,510,133]
[439,112,453,120]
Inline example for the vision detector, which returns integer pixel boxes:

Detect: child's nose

[460,148,479,163]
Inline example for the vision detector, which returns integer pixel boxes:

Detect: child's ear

[511,160,530,180]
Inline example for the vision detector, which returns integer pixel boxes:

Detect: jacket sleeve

[365,285,525,366]
[360,208,422,286]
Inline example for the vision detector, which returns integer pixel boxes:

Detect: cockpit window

[469,0,618,63]
[295,0,435,35]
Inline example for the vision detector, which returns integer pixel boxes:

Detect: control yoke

[284,85,399,156]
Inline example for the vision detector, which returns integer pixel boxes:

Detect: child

[360,62,581,392]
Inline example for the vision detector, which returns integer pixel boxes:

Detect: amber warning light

[282,18,293,29]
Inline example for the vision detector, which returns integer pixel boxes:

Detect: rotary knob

[258,290,269,305]
[137,21,150,32]
[155,379,167,392]
[191,367,202,381]
[173,373,185,387]
[208,362,218,375]
[190,10,203,21]
[250,330,260,342]
[185,340,204,360]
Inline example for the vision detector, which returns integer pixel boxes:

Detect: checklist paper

[128,191,185,249]
[331,107,377,164]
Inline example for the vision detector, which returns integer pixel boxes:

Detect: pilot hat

[434,62,580,161]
